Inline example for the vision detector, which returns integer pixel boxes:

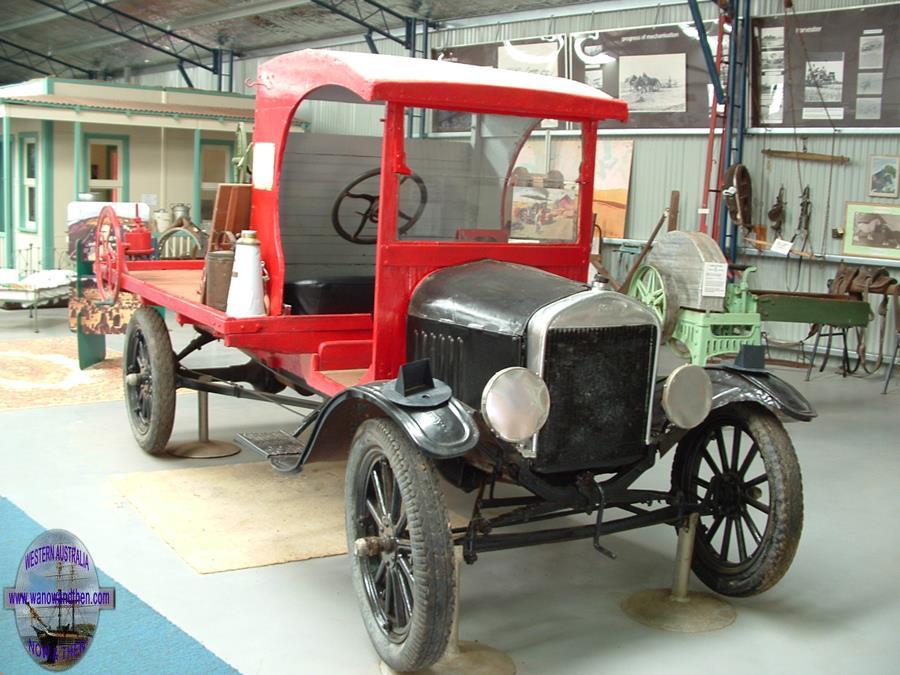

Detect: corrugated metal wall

[126,0,899,354]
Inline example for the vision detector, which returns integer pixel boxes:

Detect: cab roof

[257,49,628,123]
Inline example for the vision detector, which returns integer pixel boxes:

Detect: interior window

[397,111,582,243]
[22,138,38,229]
[200,143,233,224]
[88,140,124,202]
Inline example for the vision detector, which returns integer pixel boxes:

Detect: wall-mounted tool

[767,185,785,235]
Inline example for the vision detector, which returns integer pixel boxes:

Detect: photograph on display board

[858,34,884,70]
[804,52,844,103]
[844,203,900,260]
[868,156,899,199]
[618,53,687,113]
[583,68,605,91]
[497,38,563,77]
[856,71,883,96]
[760,72,785,123]
[760,26,785,50]
[856,97,882,121]
[760,50,784,70]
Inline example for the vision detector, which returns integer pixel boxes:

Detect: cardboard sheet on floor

[111,460,468,574]
[0,336,122,410]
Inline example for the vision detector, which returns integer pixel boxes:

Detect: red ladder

[699,14,731,240]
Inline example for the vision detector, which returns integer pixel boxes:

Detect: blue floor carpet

[0,497,237,674]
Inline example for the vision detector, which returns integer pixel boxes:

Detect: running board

[234,431,307,473]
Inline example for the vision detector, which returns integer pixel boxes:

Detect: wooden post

[668,190,680,232]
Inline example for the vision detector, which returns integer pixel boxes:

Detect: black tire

[345,419,454,672]
[671,403,803,597]
[123,307,176,455]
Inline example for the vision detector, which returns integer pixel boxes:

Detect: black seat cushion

[283,276,375,315]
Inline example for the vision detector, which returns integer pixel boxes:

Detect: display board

[570,23,720,130]
[752,3,899,128]
[432,36,567,132]
[434,25,720,131]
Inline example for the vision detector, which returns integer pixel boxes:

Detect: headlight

[481,367,550,443]
[661,364,712,429]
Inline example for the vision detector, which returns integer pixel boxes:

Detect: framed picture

[843,202,900,261]
[868,155,899,198]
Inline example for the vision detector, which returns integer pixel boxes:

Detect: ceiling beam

[28,0,220,72]
[0,36,94,78]
[49,0,316,57]
[0,0,125,33]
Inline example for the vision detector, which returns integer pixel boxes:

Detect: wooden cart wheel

[123,307,176,455]
[94,206,124,302]
[628,264,679,339]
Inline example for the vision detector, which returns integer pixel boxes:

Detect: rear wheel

[123,307,176,455]
[346,419,454,672]
[672,403,803,597]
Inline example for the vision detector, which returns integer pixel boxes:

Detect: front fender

[329,382,480,457]
[276,381,479,474]
[706,367,816,421]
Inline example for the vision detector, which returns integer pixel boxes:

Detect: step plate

[234,431,305,458]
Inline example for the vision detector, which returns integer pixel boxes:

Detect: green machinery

[628,263,761,366]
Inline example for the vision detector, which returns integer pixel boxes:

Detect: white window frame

[87,139,124,201]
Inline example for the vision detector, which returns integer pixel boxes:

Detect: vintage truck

[92,49,814,671]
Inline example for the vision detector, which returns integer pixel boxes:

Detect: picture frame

[868,155,899,198]
[842,201,900,261]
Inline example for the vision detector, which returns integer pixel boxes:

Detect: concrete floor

[1,306,899,674]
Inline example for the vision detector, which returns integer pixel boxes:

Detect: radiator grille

[411,328,465,394]
[536,323,656,472]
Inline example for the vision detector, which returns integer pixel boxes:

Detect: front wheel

[123,307,176,455]
[345,419,454,672]
[671,403,803,597]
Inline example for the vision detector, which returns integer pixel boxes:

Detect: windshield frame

[376,103,598,252]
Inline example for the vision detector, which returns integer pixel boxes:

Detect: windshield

[395,111,584,243]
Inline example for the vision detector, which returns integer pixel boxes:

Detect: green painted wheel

[628,264,678,338]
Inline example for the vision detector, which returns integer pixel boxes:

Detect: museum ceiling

[0,0,584,85]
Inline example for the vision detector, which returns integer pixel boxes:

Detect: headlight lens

[481,367,550,443]
[661,364,712,429]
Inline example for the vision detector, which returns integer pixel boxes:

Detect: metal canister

[203,250,235,311]
[171,203,191,222]
[226,230,266,317]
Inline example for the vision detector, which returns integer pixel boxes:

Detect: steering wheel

[331,168,427,244]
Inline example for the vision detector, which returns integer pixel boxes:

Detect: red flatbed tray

[121,260,373,354]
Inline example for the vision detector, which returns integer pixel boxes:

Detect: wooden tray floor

[130,269,204,304]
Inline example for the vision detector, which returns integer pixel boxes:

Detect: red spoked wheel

[94,206,124,302]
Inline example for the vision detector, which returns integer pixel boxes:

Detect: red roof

[257,49,628,123]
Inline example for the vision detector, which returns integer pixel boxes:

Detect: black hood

[408,260,587,337]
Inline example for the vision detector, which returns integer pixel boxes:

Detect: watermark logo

[3,529,115,670]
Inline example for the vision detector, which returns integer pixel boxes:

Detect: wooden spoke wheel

[346,419,454,672]
[94,206,125,302]
[628,264,678,338]
[672,403,803,597]
[123,307,176,455]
